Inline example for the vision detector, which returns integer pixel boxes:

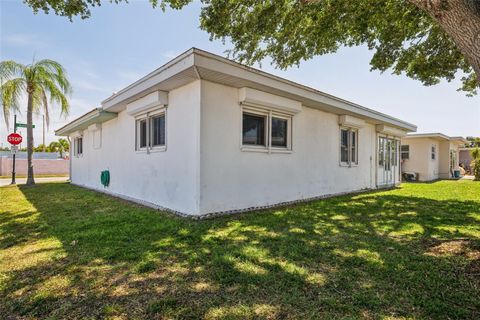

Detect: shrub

[471,148,480,181]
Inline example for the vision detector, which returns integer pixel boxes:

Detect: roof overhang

[403,133,468,144]
[55,108,117,136]
[100,48,416,132]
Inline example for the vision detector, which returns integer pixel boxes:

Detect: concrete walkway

[460,175,474,180]
[0,176,68,187]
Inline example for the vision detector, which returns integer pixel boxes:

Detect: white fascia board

[404,133,450,140]
[449,136,468,144]
[97,47,416,132]
[55,108,117,136]
[404,133,466,143]
[102,49,195,111]
[193,49,417,132]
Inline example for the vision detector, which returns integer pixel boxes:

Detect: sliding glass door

[377,136,399,186]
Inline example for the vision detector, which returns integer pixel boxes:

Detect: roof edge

[97,47,415,132]
[404,133,468,143]
[55,108,117,136]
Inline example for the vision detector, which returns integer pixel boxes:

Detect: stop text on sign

[7,133,23,145]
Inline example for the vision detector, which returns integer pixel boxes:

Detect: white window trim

[431,145,436,161]
[74,136,83,158]
[339,127,359,167]
[240,104,293,154]
[401,145,410,160]
[135,107,167,154]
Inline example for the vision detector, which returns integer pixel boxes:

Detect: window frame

[242,110,268,148]
[74,136,83,157]
[135,108,167,153]
[401,145,409,160]
[339,127,359,167]
[431,145,436,160]
[241,105,293,153]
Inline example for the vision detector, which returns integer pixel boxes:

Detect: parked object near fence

[0,157,69,176]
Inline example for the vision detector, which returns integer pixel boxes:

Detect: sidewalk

[0,176,68,187]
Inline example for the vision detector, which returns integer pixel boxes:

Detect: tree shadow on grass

[0,183,479,319]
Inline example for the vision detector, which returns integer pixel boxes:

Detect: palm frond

[39,77,70,116]
[0,61,25,81]
[0,78,26,130]
[41,88,50,130]
[35,59,72,95]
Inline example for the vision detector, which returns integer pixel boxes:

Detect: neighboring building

[400,133,467,181]
[56,48,416,216]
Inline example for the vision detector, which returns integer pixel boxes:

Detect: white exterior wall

[70,81,201,214]
[68,79,407,216]
[401,138,463,181]
[401,138,440,181]
[199,80,379,214]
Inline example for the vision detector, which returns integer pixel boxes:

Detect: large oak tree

[24,0,480,95]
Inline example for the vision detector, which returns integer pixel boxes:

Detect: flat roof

[57,47,417,134]
[101,48,416,132]
[55,108,117,136]
[403,133,468,143]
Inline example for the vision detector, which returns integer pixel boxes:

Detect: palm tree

[0,59,71,185]
[58,138,70,157]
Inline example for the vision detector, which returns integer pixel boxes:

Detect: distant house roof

[57,47,417,135]
[403,133,468,144]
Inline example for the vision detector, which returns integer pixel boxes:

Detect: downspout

[67,136,72,182]
[194,65,202,215]
[374,132,378,188]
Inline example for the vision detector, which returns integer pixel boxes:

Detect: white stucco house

[56,48,416,216]
[400,133,467,181]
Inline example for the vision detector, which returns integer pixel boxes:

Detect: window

[138,119,147,148]
[74,137,83,157]
[242,108,292,151]
[340,128,358,166]
[242,113,266,146]
[151,115,166,146]
[401,145,409,160]
[136,111,166,151]
[271,117,288,147]
[391,140,398,166]
[431,146,436,160]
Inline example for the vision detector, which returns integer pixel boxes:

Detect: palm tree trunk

[26,92,35,185]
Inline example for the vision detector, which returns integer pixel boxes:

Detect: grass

[0,180,479,319]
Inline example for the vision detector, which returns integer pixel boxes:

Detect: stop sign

[7,133,23,145]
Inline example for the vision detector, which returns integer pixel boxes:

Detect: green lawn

[1,181,479,319]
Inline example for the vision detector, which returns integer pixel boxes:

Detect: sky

[0,0,479,148]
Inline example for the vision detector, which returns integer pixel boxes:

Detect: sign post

[7,115,23,185]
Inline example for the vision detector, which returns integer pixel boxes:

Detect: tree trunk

[26,92,35,185]
[408,0,480,86]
